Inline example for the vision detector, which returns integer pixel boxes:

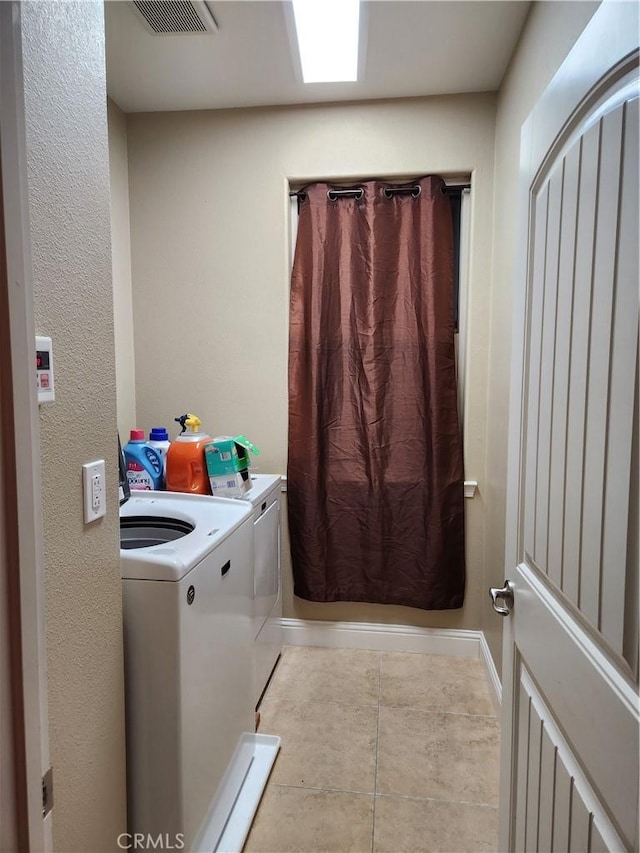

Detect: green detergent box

[204,435,259,478]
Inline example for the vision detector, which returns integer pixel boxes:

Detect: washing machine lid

[242,474,282,508]
[120,492,252,581]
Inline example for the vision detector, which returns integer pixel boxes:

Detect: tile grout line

[374,791,499,808]
[264,694,496,720]
[268,781,498,809]
[265,695,379,710]
[270,782,375,797]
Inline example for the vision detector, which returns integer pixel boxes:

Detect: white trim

[0,4,51,849]
[456,186,471,421]
[288,192,299,271]
[479,631,502,715]
[278,617,482,658]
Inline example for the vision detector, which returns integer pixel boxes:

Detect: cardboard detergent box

[209,470,250,498]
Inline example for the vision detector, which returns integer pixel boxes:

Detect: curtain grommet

[383,185,421,199]
[327,188,364,202]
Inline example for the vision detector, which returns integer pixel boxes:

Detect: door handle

[489,580,514,616]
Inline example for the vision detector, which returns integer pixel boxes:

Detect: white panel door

[498,5,639,851]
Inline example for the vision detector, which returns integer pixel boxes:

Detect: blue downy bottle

[123,429,163,491]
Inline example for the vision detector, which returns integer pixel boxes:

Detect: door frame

[0,3,52,849]
[500,2,640,847]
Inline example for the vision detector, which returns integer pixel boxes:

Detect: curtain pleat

[288,175,465,610]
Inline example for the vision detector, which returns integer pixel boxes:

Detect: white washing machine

[239,474,283,707]
[120,491,279,851]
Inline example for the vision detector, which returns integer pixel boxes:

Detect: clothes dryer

[239,474,283,706]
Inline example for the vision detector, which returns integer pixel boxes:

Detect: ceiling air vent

[131,0,218,35]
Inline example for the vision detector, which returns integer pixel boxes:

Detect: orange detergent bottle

[165,413,212,495]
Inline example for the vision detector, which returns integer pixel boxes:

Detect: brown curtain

[288,175,465,610]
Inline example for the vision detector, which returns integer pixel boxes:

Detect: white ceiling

[105,0,531,114]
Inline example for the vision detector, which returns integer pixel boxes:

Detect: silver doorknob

[489,580,514,616]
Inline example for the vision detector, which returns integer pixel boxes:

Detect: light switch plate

[82,460,106,523]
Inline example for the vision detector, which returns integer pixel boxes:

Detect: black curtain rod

[289,183,470,201]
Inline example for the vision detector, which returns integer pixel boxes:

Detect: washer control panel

[36,336,55,404]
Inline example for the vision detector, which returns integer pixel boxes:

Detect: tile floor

[244,646,500,853]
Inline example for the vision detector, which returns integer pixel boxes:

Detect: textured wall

[21,2,127,849]
[108,98,137,439]
[126,93,496,631]
[482,0,600,674]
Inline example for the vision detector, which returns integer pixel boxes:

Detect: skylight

[292,0,360,84]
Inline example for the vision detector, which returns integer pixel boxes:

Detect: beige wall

[108,98,137,440]
[126,93,496,630]
[21,2,127,849]
[482,0,600,673]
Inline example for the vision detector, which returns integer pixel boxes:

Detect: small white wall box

[36,336,55,404]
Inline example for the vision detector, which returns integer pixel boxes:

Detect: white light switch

[83,460,106,523]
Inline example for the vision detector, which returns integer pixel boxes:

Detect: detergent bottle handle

[175,414,189,434]
[175,413,202,435]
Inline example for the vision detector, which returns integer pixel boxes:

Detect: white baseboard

[277,618,502,711]
[479,631,502,713]
[278,617,482,658]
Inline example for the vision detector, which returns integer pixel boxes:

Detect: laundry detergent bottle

[165,413,212,495]
[123,429,163,491]
[148,427,171,480]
